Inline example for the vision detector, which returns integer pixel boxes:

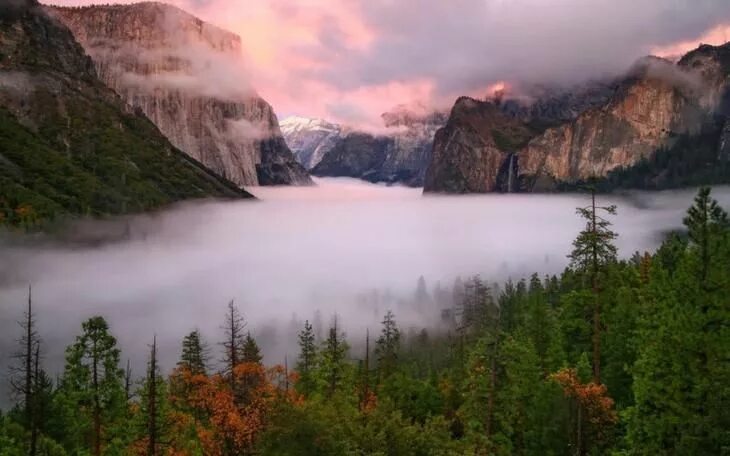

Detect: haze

[2,178,729,404]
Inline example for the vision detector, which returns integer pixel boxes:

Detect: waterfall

[507,153,515,193]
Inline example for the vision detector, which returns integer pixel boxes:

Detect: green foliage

[2,187,728,455]
[375,310,401,379]
[52,316,125,455]
[296,320,317,396]
[178,330,208,375]
[0,89,245,230]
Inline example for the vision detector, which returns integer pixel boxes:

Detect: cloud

[2,179,728,407]
[226,118,273,141]
[43,0,730,129]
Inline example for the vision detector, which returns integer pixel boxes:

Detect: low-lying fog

[1,178,728,404]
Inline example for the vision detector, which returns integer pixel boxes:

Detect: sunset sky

[46,0,730,130]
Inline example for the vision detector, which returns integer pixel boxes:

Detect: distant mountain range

[282,108,448,186]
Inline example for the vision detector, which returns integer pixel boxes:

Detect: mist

[1,178,729,405]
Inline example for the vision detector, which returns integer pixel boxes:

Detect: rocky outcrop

[517,61,706,190]
[0,1,248,226]
[48,2,311,187]
[311,133,392,180]
[423,98,533,192]
[425,47,730,193]
[291,108,446,186]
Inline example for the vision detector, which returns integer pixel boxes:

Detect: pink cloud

[44,0,730,131]
[652,24,730,60]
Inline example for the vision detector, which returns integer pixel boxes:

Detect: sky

[45,0,730,130]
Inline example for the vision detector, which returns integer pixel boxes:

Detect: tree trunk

[92,338,101,456]
[590,192,601,384]
[148,336,157,456]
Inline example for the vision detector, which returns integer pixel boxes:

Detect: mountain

[48,2,311,187]
[285,108,447,186]
[0,0,249,229]
[279,116,341,169]
[424,46,730,193]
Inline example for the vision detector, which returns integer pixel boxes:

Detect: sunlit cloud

[45,0,730,129]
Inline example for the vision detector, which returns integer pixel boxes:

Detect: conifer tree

[146,335,161,456]
[9,285,40,455]
[569,189,617,383]
[375,310,400,380]
[242,332,262,364]
[220,300,246,391]
[683,186,728,286]
[296,320,317,396]
[57,316,124,456]
[178,330,208,375]
[320,316,349,396]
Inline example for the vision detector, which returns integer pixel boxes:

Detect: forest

[0,187,728,455]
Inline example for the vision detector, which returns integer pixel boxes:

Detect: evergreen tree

[9,285,41,456]
[178,329,208,375]
[147,336,161,456]
[296,320,317,396]
[242,332,262,364]
[683,186,729,286]
[56,316,125,456]
[375,310,400,380]
[569,189,617,383]
[319,316,349,397]
[220,300,246,391]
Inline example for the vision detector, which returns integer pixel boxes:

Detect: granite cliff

[0,0,249,228]
[49,2,311,187]
[424,46,730,193]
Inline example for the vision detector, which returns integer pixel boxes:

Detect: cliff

[424,46,730,193]
[0,1,249,228]
[423,97,534,193]
[48,2,311,187]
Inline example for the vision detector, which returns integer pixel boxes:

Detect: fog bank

[1,178,728,405]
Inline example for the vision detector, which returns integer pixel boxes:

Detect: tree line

[1,187,728,455]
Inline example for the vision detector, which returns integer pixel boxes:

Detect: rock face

[423,98,534,193]
[0,1,248,227]
[280,116,342,169]
[425,48,730,193]
[311,132,392,180]
[49,2,311,187]
[288,108,447,186]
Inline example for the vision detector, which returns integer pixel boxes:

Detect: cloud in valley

[1,179,729,406]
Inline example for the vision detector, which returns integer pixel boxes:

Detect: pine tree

[375,310,400,380]
[57,316,124,456]
[220,300,246,391]
[296,320,317,396]
[683,186,728,286]
[569,189,617,383]
[146,335,161,456]
[320,316,349,397]
[178,330,208,375]
[242,332,262,364]
[9,284,40,455]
